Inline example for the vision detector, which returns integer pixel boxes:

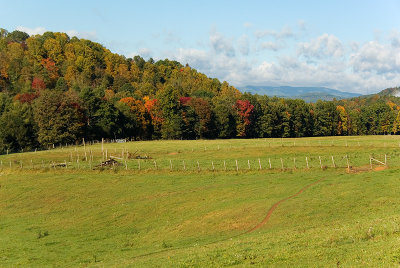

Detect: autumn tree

[235,99,254,137]
[336,105,349,135]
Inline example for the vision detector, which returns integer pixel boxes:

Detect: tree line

[1,29,400,153]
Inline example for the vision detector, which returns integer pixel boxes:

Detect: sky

[1,0,400,94]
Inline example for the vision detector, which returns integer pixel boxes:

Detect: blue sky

[2,0,400,93]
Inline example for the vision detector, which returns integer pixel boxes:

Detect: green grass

[1,136,400,267]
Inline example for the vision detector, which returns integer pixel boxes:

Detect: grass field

[1,136,400,267]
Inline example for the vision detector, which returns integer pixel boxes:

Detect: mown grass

[0,136,400,267]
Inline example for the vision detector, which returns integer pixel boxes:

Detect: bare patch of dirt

[373,166,387,171]
[347,165,387,173]
[168,152,178,155]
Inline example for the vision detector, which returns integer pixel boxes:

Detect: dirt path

[130,177,324,261]
[245,178,324,233]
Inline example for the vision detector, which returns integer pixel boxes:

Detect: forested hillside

[1,28,400,153]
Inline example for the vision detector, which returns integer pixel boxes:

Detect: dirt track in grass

[245,177,325,233]
[131,177,325,261]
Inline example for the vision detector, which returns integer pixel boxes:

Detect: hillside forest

[1,29,400,153]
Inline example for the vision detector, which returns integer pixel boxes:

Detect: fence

[0,152,391,173]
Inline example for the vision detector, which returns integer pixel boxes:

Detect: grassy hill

[1,136,400,266]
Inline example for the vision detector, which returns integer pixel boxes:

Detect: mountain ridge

[239,85,361,102]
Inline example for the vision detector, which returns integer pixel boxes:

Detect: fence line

[1,153,394,173]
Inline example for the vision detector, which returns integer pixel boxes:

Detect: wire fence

[0,152,394,173]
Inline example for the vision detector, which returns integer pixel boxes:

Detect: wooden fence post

[197,161,200,172]
[212,161,215,171]
[280,158,284,170]
[369,155,372,169]
[235,160,238,172]
[319,156,322,169]
[269,158,272,169]
[183,160,186,171]
[224,160,226,171]
[170,159,173,171]
[293,158,296,169]
[258,158,262,170]
[306,157,309,169]
[331,156,336,168]
[346,155,350,172]
[248,160,251,170]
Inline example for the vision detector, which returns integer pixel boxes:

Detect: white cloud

[390,29,400,48]
[255,26,295,40]
[238,35,250,55]
[298,34,344,59]
[137,48,153,59]
[15,26,97,40]
[167,32,400,94]
[16,26,46,36]
[210,30,235,57]
[260,41,283,51]
[350,41,400,76]
[172,48,211,69]
[65,30,97,40]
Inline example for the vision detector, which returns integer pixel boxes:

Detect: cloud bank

[165,27,400,94]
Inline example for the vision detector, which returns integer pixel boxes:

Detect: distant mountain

[239,86,361,102]
[376,87,400,97]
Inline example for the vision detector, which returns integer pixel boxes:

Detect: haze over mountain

[239,85,361,102]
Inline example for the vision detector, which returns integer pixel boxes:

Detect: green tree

[7,30,29,43]
[313,100,338,136]
[212,95,236,138]
[33,90,85,146]
[0,101,38,152]
[157,86,183,139]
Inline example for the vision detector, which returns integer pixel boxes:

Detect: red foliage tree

[14,93,39,104]
[179,96,192,105]
[31,77,46,91]
[235,99,254,137]
[41,58,59,81]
